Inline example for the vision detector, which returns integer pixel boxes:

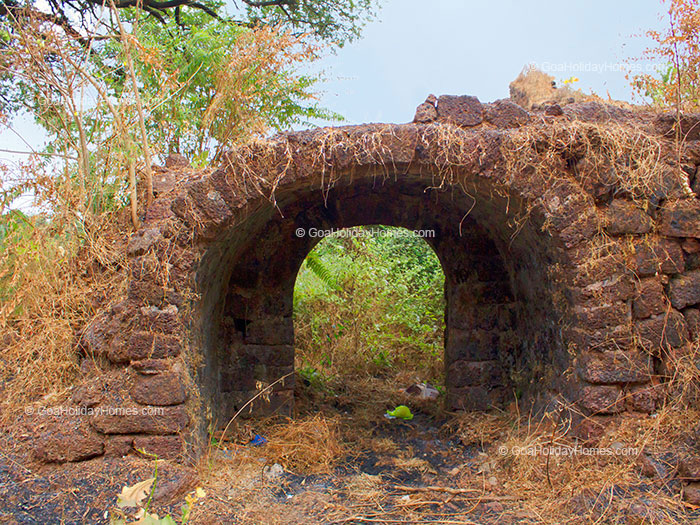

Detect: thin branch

[111,0,154,204]
[241,0,292,7]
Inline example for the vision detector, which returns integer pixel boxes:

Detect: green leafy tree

[97,10,339,161]
[0,0,377,219]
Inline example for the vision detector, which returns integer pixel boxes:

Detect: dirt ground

[1,374,698,524]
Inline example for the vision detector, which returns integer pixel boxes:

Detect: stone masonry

[30,95,700,471]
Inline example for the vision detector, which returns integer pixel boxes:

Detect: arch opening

[292,225,447,405]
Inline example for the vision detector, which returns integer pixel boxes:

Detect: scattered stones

[639,453,676,479]
[152,465,197,504]
[263,463,284,481]
[127,227,162,256]
[683,482,700,505]
[679,454,700,481]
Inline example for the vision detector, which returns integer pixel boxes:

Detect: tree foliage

[0,0,373,222]
[0,0,378,47]
[631,0,700,109]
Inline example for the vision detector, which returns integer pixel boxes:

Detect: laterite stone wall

[29,95,700,468]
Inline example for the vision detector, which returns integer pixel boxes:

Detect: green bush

[293,226,445,385]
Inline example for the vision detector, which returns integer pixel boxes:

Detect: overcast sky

[312,0,667,125]
[1,0,668,165]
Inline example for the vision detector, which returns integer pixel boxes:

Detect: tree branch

[241,0,293,7]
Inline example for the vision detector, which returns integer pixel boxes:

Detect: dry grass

[182,345,700,524]
[344,472,383,502]
[509,67,593,109]
[446,411,512,448]
[0,212,128,424]
[262,414,345,475]
[502,118,682,202]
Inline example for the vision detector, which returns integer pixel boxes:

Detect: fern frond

[305,251,340,290]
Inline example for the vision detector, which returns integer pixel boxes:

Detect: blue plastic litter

[250,434,268,446]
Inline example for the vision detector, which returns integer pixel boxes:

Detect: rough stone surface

[165,153,190,169]
[684,308,700,341]
[127,227,162,257]
[447,360,502,387]
[655,112,700,140]
[636,311,690,352]
[413,101,437,123]
[33,415,105,463]
[133,435,185,460]
[152,466,197,504]
[659,199,700,237]
[131,359,174,375]
[104,435,134,457]
[632,278,667,319]
[131,371,187,406]
[447,386,504,411]
[436,95,483,127]
[679,454,700,481]
[605,200,653,235]
[669,270,700,310]
[577,351,653,384]
[684,482,700,505]
[572,416,611,444]
[128,332,182,360]
[639,453,676,479]
[626,383,662,413]
[573,302,629,330]
[578,385,624,414]
[91,405,188,435]
[633,239,685,276]
[484,99,530,128]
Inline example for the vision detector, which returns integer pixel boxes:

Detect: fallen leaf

[116,478,155,508]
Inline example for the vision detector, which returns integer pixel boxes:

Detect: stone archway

[50,97,700,464]
[201,175,563,426]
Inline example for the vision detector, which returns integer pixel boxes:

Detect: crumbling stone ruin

[30,94,700,499]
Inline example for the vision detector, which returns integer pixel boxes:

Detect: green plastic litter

[386,405,414,420]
